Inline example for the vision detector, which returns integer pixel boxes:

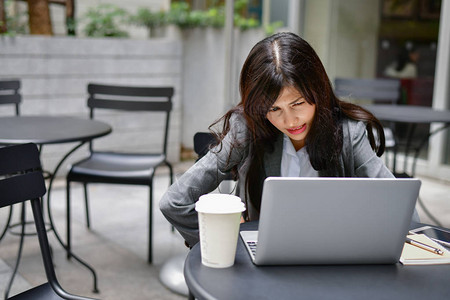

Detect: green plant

[233,0,259,30]
[129,7,167,36]
[166,2,191,27]
[127,1,279,37]
[0,0,28,36]
[234,14,259,31]
[165,1,258,30]
[83,4,129,38]
[264,21,284,36]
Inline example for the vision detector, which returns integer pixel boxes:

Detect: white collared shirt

[281,134,319,177]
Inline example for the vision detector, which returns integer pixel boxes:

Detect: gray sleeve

[159,114,248,246]
[350,120,395,178]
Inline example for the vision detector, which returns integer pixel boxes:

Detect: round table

[363,104,450,124]
[184,222,450,300]
[0,115,111,294]
[0,116,111,145]
[362,104,450,173]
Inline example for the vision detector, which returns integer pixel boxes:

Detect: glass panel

[317,0,442,167]
[377,1,441,161]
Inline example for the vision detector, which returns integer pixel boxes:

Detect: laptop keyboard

[247,241,257,258]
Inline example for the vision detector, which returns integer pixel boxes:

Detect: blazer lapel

[263,133,283,177]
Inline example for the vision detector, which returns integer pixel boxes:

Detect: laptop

[240,177,421,265]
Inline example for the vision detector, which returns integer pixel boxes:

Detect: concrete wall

[304,0,379,80]
[180,27,265,148]
[0,36,182,176]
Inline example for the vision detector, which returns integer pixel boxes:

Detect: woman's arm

[159,114,249,246]
[350,120,395,178]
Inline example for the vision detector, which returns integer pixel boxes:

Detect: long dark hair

[211,32,385,217]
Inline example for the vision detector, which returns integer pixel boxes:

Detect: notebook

[240,177,421,265]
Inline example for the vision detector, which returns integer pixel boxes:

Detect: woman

[160,32,418,247]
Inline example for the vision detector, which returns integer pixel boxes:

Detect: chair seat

[8,283,63,300]
[68,152,167,185]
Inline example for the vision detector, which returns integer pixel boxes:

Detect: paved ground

[0,160,449,299]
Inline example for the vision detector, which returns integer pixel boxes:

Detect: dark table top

[0,116,111,145]
[363,104,450,124]
[184,222,450,300]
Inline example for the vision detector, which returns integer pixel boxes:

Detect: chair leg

[148,183,153,264]
[188,290,195,300]
[66,180,72,259]
[83,183,91,228]
[4,204,26,299]
[0,205,13,242]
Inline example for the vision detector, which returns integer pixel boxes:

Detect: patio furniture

[0,79,21,243]
[0,79,21,115]
[0,143,97,300]
[0,115,111,296]
[66,83,174,263]
[184,221,450,300]
[193,132,236,193]
[363,104,450,226]
[193,132,217,158]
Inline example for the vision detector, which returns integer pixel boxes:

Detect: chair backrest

[0,143,46,209]
[193,132,217,160]
[0,79,21,115]
[334,78,401,104]
[87,83,174,154]
[0,144,58,283]
[193,132,236,192]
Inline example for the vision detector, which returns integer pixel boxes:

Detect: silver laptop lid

[251,177,421,265]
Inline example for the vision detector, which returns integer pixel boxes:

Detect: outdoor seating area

[0,160,448,299]
[1,1,450,299]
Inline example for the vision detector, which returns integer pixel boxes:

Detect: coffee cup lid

[195,194,245,214]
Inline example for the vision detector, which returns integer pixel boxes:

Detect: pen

[406,237,444,255]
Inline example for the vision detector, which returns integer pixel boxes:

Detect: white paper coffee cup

[195,194,245,268]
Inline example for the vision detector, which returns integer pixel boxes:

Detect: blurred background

[1,0,448,181]
[1,1,449,299]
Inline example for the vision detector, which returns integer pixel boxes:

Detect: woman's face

[266,86,316,151]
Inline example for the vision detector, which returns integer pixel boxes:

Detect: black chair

[0,143,97,300]
[0,79,21,115]
[193,132,217,160]
[334,77,401,171]
[66,83,174,263]
[193,132,237,194]
[0,79,21,246]
[334,78,401,106]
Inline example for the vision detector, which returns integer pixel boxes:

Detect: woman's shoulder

[342,117,366,132]
[228,109,250,136]
[341,117,367,142]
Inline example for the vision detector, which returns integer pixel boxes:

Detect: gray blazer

[160,113,417,246]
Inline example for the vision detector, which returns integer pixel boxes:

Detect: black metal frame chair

[66,83,174,263]
[193,132,237,194]
[0,143,97,300]
[0,79,21,252]
[334,78,401,106]
[0,79,21,115]
[193,132,217,160]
